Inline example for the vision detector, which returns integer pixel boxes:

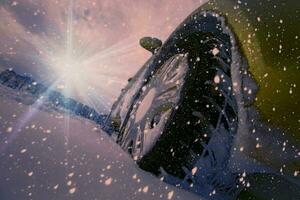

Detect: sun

[46,0,89,95]
[48,52,90,96]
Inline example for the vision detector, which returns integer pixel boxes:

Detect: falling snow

[0,0,299,199]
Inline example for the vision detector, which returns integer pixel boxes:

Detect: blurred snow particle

[239,146,244,152]
[11,1,18,6]
[45,129,51,134]
[104,177,113,186]
[6,127,13,133]
[212,48,220,56]
[133,155,138,161]
[191,167,198,175]
[257,17,261,22]
[20,149,27,154]
[67,181,72,186]
[53,184,59,190]
[242,172,247,177]
[132,174,137,179]
[167,190,174,199]
[142,186,149,193]
[69,187,76,194]
[214,74,220,84]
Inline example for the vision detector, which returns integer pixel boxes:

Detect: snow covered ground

[0,85,201,200]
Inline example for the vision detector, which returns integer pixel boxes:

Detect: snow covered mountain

[0,69,107,129]
[0,84,202,200]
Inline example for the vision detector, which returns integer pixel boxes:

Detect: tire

[108,11,256,180]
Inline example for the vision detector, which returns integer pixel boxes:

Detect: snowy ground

[0,85,201,200]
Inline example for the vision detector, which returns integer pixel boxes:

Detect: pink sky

[0,0,207,112]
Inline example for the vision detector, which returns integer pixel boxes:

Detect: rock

[139,37,162,54]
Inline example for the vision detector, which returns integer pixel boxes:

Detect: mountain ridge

[0,69,107,129]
